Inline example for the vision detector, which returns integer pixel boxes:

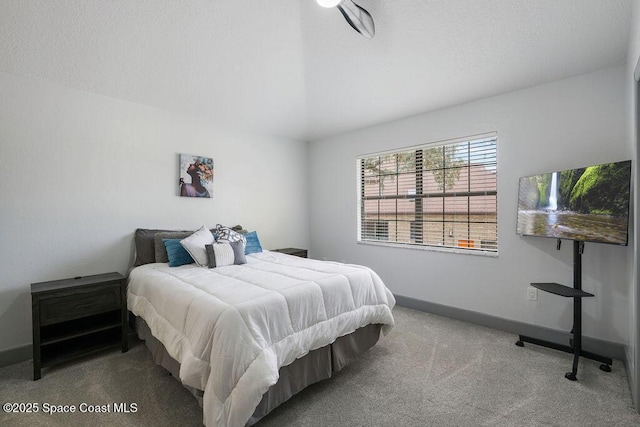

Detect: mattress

[127,250,395,427]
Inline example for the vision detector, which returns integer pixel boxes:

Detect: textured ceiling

[0,0,632,141]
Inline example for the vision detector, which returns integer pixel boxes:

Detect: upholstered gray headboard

[133,226,245,266]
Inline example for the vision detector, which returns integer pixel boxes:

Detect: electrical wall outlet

[527,286,538,301]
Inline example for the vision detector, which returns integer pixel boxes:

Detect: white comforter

[127,250,395,427]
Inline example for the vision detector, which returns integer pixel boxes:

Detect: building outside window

[357,133,498,254]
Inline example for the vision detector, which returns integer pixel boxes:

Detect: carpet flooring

[1,306,639,426]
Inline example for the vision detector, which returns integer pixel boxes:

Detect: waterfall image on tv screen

[516,160,631,245]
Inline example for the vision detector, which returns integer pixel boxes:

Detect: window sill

[357,240,499,257]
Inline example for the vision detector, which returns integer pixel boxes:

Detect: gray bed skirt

[135,317,382,425]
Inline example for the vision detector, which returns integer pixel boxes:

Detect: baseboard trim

[394,294,626,362]
[0,344,32,368]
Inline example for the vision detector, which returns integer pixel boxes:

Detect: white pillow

[180,225,215,267]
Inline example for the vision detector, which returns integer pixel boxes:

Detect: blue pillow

[244,231,263,255]
[162,239,195,267]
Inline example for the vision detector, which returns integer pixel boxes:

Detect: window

[357,134,498,254]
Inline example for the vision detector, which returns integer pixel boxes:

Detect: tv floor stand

[515,240,612,381]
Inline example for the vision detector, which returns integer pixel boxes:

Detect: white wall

[626,0,640,410]
[0,72,309,354]
[309,66,631,344]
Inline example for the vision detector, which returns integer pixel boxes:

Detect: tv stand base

[515,334,612,381]
[515,240,613,381]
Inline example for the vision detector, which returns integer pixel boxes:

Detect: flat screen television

[516,160,631,245]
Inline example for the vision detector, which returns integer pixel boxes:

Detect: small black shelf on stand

[529,282,593,299]
[515,240,612,381]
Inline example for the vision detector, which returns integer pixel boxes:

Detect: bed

[127,227,395,427]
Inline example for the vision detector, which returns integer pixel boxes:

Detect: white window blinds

[357,134,498,254]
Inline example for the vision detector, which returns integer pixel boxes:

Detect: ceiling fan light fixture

[337,1,375,39]
[316,0,342,8]
[317,0,375,39]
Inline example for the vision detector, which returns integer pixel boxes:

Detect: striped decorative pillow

[230,240,247,265]
[206,241,247,268]
[206,243,235,268]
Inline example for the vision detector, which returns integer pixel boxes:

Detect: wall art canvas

[178,154,214,198]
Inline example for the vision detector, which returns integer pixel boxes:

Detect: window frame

[356,132,498,256]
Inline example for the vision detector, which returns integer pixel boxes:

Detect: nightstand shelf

[40,328,123,368]
[40,312,122,345]
[273,248,308,258]
[31,272,128,380]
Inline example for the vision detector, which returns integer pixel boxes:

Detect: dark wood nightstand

[31,272,128,380]
[272,248,308,258]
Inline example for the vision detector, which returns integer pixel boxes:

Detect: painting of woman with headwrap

[179,154,213,198]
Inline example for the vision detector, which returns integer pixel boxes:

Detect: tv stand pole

[515,240,612,381]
